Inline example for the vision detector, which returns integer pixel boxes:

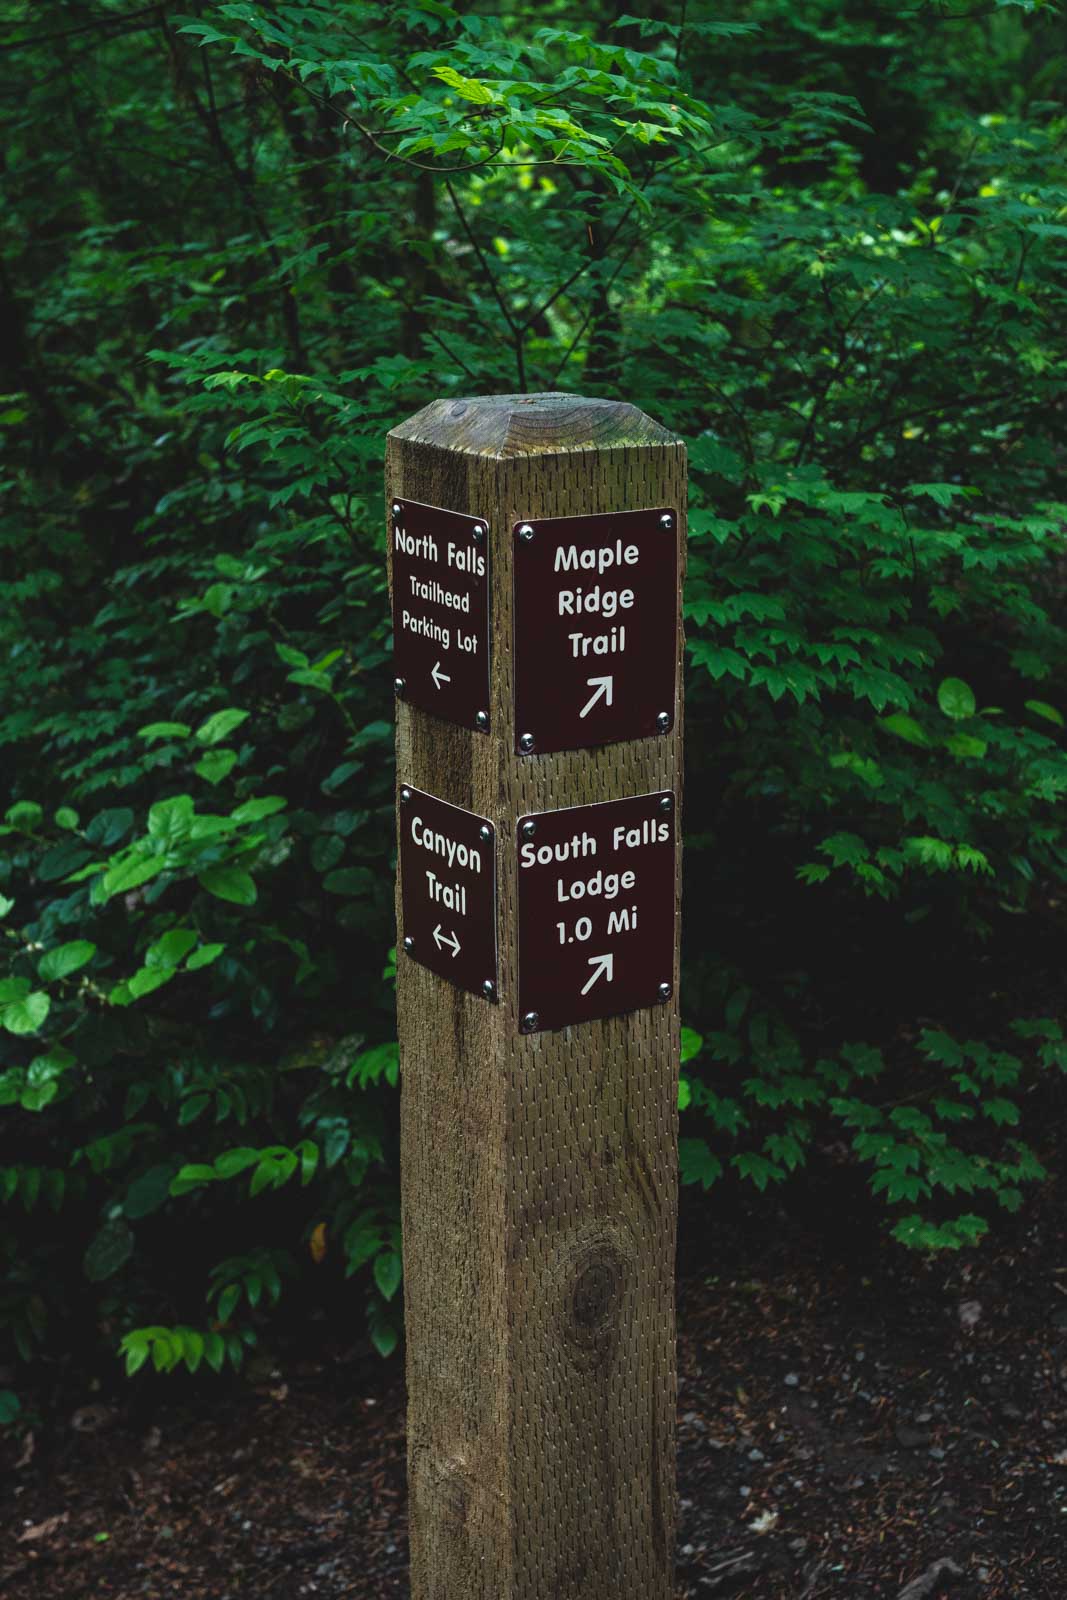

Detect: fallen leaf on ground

[896,1556,964,1598]
[16,1513,69,1543]
[957,1300,982,1332]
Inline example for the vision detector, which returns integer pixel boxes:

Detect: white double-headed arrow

[579,675,613,720]
[431,661,451,690]
[581,952,614,995]
[433,924,461,958]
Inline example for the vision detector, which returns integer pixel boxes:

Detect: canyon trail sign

[390,497,490,732]
[398,785,497,1001]
[512,506,679,756]
[516,791,677,1033]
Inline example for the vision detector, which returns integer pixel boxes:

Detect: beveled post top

[388,391,680,459]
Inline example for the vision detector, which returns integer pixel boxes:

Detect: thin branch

[0,4,162,53]
[425,329,481,384]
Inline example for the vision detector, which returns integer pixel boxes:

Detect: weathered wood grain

[388,392,685,1600]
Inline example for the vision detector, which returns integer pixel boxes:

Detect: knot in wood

[562,1238,631,1357]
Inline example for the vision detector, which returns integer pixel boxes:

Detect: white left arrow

[581,952,614,995]
[579,675,613,719]
[431,661,451,690]
[433,924,461,958]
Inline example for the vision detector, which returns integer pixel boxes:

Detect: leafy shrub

[1,0,1064,1409]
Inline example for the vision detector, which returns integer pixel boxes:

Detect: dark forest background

[0,0,1065,1416]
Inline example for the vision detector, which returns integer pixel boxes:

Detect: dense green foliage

[1,0,1065,1410]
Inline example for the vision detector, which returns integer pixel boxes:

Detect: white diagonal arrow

[433,924,461,958]
[431,661,451,690]
[579,675,613,720]
[581,952,614,995]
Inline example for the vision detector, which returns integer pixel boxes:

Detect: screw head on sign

[518,733,535,754]
[403,936,414,953]
[472,523,486,543]
[659,512,674,530]
[659,795,673,814]
[394,677,406,697]
[517,523,535,542]
[479,824,492,842]
[657,982,672,1002]
[475,710,490,731]
[521,819,536,840]
[656,711,671,733]
[522,1011,539,1032]
[400,787,412,805]
[391,503,402,518]
[482,980,495,1001]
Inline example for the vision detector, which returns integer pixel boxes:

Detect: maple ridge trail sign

[388,392,685,1600]
[513,507,678,755]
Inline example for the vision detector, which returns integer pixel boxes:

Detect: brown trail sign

[388,392,685,1600]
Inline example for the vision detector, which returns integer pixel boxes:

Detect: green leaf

[3,991,50,1035]
[1026,699,1064,728]
[124,1165,175,1219]
[84,1220,134,1283]
[195,748,238,785]
[146,928,198,969]
[214,1147,260,1179]
[374,1250,403,1302]
[431,64,496,103]
[681,1027,703,1063]
[369,1317,398,1359]
[946,733,987,759]
[230,796,286,823]
[38,940,96,981]
[6,801,43,829]
[55,807,80,830]
[128,967,174,1000]
[169,1164,218,1196]
[881,713,929,746]
[217,1283,241,1324]
[199,866,257,905]
[138,722,192,742]
[147,794,194,845]
[678,1138,723,1190]
[937,677,977,720]
[187,943,225,970]
[102,855,165,899]
[0,895,13,919]
[196,708,250,746]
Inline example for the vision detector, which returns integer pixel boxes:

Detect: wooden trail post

[387,393,686,1599]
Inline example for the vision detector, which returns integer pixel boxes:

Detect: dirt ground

[4,1168,1067,1600]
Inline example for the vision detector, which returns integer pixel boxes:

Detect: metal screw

[659,512,674,531]
[472,523,486,543]
[521,819,536,839]
[657,982,672,1002]
[482,980,496,1001]
[518,733,535,754]
[475,710,490,731]
[391,502,402,518]
[403,935,414,953]
[656,711,671,732]
[394,677,405,697]
[659,795,673,814]
[479,824,492,842]
[400,787,412,804]
[517,523,535,542]
[522,1011,539,1032]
